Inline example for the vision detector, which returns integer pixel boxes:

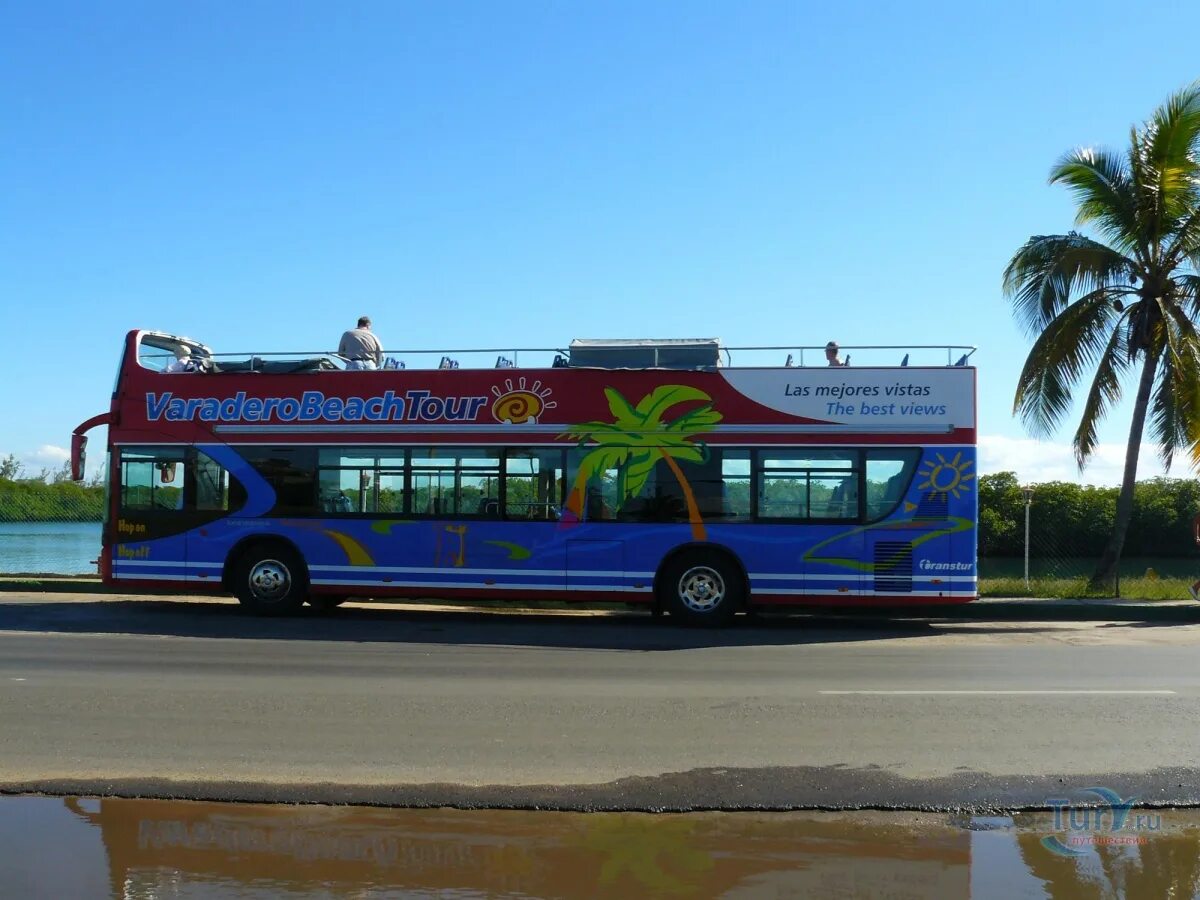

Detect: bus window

[865,449,922,521]
[376,469,405,513]
[719,451,752,520]
[120,448,186,511]
[241,447,318,515]
[136,339,174,373]
[316,451,376,513]
[411,449,500,517]
[757,450,859,521]
[690,449,750,522]
[193,451,230,511]
[504,449,565,520]
[811,473,858,520]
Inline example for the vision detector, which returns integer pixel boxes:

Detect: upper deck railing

[135,334,978,374]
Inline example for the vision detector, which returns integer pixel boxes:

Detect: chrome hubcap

[248,559,291,602]
[678,566,725,613]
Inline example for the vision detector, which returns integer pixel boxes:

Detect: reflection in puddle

[1,796,1198,898]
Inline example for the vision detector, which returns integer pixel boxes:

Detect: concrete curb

[0,578,109,594]
[1,578,1198,621]
[820,601,1200,623]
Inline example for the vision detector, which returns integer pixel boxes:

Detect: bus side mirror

[157,462,177,484]
[71,434,87,482]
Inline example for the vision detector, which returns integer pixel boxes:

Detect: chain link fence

[976,532,1198,600]
[0,458,104,577]
[979,473,1200,601]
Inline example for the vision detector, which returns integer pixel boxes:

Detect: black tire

[232,542,308,616]
[657,550,743,628]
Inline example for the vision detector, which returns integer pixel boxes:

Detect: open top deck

[131,331,977,374]
[77,330,978,457]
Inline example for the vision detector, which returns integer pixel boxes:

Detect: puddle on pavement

[2,795,1198,898]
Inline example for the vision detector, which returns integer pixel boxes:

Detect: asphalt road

[3,592,1200,810]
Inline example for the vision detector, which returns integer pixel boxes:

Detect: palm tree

[560,385,722,540]
[1004,81,1200,586]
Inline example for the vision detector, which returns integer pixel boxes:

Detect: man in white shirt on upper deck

[339,316,384,370]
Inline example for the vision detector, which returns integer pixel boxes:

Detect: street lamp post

[1022,485,1034,590]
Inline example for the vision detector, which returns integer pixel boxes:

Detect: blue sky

[2,1,1197,484]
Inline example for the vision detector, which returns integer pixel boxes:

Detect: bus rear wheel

[233,544,308,616]
[658,551,742,628]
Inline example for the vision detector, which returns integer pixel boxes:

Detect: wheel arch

[653,541,751,612]
[221,534,307,593]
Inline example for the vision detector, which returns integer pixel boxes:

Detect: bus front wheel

[658,552,742,628]
[233,544,308,616]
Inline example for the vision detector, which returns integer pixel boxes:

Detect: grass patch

[980,576,1195,601]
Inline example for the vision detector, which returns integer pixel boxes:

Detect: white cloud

[0,444,79,480]
[977,434,1184,486]
[1,428,109,482]
[28,445,69,465]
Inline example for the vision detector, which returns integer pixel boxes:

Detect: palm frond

[1151,345,1183,469]
[663,404,722,433]
[1151,302,1200,469]
[1071,322,1130,465]
[619,451,658,505]
[1161,206,1200,270]
[1141,80,1200,228]
[602,388,641,430]
[1176,273,1200,318]
[560,420,624,442]
[633,385,713,429]
[657,443,705,464]
[1013,288,1123,437]
[1050,148,1140,251]
[574,445,629,487]
[1003,233,1135,337]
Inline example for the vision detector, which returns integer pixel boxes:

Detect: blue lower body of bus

[109,509,977,606]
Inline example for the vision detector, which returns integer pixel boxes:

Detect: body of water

[0,522,101,575]
[0,795,1196,898]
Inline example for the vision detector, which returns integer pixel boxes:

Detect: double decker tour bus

[72,332,977,626]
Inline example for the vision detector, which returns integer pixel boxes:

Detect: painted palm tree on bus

[560,385,722,540]
[1004,80,1200,586]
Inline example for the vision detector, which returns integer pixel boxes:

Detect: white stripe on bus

[214,423,956,435]
[307,579,651,592]
[748,578,974,585]
[308,565,655,578]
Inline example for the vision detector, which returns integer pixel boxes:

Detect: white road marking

[816,696,1171,700]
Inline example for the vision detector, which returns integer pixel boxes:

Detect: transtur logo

[918,559,973,571]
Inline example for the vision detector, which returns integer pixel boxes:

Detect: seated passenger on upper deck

[824,341,849,367]
[165,346,198,373]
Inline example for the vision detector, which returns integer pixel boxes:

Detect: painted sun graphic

[916,451,975,498]
[491,378,557,425]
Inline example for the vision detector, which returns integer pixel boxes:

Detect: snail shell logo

[491,378,556,425]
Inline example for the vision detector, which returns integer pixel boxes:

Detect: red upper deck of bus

[73,330,977,479]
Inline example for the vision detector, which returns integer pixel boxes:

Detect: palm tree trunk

[659,451,707,541]
[1090,349,1159,587]
[564,479,585,519]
